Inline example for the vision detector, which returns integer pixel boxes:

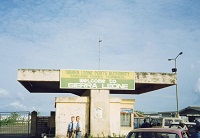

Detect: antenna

[98,38,102,70]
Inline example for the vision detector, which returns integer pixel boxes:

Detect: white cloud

[195,78,200,95]
[9,101,27,110]
[0,88,9,97]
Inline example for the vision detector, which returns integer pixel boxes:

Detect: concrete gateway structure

[55,96,135,137]
[18,69,176,138]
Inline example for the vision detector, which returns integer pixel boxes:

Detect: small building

[179,106,200,122]
[143,106,200,123]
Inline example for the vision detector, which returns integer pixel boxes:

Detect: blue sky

[0,0,200,115]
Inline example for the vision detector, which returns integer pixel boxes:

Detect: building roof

[180,106,200,112]
[179,106,200,116]
[134,112,147,118]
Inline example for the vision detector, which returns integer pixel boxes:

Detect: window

[165,119,173,126]
[121,112,131,127]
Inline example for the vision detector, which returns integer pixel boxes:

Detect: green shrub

[0,113,20,126]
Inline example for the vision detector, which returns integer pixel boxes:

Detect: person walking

[67,116,76,138]
[75,116,82,138]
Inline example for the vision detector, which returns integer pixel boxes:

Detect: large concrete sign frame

[18,69,176,137]
[18,69,176,95]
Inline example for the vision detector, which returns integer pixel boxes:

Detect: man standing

[141,119,151,128]
[67,116,76,138]
[75,116,82,138]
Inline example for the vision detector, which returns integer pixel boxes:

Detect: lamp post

[168,52,183,117]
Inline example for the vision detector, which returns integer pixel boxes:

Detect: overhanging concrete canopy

[17,69,176,96]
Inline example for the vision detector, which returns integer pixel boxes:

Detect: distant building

[158,111,176,118]
[179,106,200,122]
[143,106,200,123]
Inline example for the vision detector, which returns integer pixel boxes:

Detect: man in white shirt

[75,116,82,138]
[67,116,76,138]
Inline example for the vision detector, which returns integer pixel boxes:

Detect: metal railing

[0,111,31,137]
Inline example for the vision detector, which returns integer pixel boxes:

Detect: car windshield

[126,132,180,138]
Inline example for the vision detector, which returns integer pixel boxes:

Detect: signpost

[60,69,135,90]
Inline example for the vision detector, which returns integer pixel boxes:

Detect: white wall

[55,97,89,138]
[110,97,121,136]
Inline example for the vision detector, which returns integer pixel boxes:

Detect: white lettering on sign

[109,79,116,83]
[67,83,128,89]
[68,83,98,89]
[79,79,106,83]
[102,84,128,89]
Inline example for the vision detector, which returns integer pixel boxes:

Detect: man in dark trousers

[67,116,76,138]
[75,116,82,138]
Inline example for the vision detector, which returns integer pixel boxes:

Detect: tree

[0,112,20,126]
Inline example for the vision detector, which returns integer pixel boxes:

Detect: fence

[0,111,31,138]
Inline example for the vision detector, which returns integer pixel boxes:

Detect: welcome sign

[60,69,135,90]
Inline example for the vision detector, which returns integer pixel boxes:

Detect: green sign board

[60,70,135,90]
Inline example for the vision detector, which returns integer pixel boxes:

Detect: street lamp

[168,52,183,117]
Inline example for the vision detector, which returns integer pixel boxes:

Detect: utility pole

[98,38,102,70]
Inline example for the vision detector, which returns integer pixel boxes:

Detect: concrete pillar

[90,89,110,137]
[30,111,37,137]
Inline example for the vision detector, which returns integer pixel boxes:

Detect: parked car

[150,117,184,128]
[169,121,196,136]
[126,128,189,138]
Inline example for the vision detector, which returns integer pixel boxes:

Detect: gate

[0,111,31,138]
[36,116,49,137]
